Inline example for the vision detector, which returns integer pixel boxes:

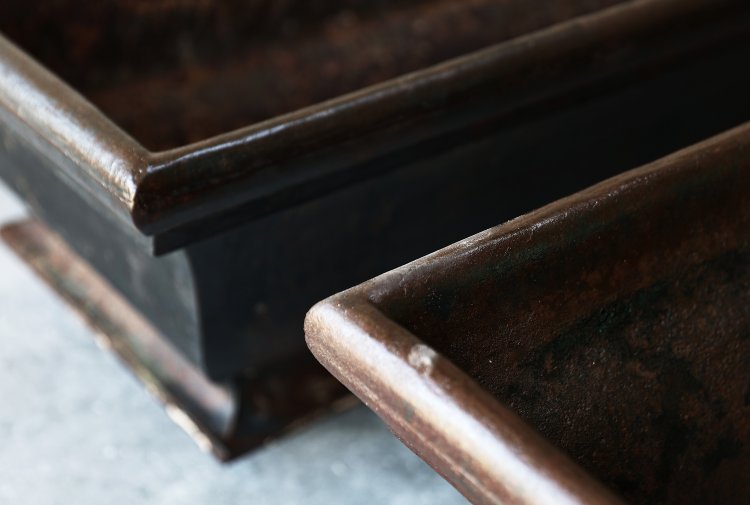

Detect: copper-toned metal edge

[0,35,148,212]
[306,297,627,505]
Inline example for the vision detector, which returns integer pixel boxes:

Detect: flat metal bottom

[1,219,353,461]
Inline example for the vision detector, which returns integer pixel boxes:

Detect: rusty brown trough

[306,124,750,504]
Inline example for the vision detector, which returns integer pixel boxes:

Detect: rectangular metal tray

[306,123,750,504]
[2,0,750,456]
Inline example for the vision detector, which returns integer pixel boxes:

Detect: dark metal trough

[306,124,750,504]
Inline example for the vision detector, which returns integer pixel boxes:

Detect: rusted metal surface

[1,220,353,460]
[2,0,626,151]
[1,0,750,458]
[305,124,750,504]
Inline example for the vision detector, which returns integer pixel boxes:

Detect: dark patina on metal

[306,124,750,504]
[1,0,750,457]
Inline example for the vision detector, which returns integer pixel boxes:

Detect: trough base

[1,219,353,461]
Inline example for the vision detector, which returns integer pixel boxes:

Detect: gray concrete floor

[0,181,465,505]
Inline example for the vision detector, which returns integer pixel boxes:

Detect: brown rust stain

[499,251,750,504]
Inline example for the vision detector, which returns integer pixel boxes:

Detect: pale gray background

[0,181,465,505]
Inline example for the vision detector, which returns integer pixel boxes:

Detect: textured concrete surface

[0,181,465,505]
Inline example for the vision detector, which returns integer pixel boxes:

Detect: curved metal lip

[304,122,750,505]
[0,0,739,248]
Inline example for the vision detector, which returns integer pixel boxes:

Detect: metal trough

[306,124,750,504]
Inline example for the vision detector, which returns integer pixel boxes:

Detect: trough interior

[372,159,750,504]
[0,0,626,150]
